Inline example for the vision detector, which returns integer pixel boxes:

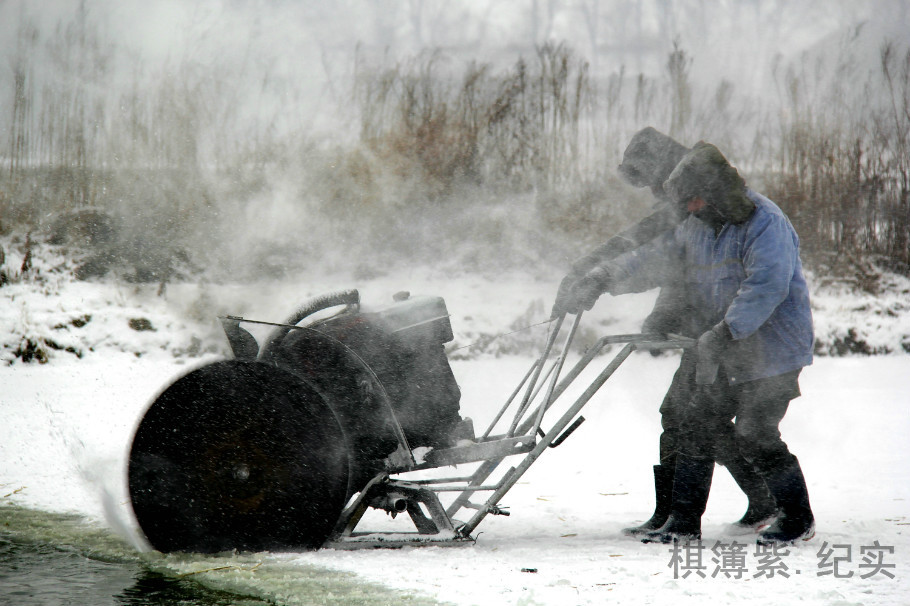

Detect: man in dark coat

[557,141,815,545]
[554,129,778,539]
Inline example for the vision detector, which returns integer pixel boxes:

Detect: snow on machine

[127,289,693,552]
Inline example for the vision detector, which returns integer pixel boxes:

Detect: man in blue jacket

[557,141,815,545]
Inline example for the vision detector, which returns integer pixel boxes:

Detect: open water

[0,538,267,605]
[0,506,440,606]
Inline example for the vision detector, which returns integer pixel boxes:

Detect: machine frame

[317,314,694,549]
[129,291,694,553]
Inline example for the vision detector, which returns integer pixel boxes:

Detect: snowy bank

[2,237,910,365]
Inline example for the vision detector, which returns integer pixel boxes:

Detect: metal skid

[325,314,694,549]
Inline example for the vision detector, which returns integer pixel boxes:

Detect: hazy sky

[1,0,907,150]
[4,0,907,95]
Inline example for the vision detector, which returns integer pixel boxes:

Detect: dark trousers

[658,351,801,470]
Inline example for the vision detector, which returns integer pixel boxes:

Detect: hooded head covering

[663,141,755,226]
[617,127,690,190]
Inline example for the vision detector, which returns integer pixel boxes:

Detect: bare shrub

[755,38,910,276]
[2,2,907,282]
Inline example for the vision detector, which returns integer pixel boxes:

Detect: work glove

[550,250,601,318]
[552,242,625,318]
[642,307,681,336]
[551,273,579,319]
[560,266,612,315]
[641,308,680,357]
[695,321,733,385]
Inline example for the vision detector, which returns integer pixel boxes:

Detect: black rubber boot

[642,455,714,544]
[723,455,778,533]
[623,464,674,537]
[757,456,815,545]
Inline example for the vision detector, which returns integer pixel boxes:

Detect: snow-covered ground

[1,239,909,605]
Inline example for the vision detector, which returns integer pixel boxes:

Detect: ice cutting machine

[127,289,694,552]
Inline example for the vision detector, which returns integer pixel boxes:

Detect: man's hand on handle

[551,267,612,318]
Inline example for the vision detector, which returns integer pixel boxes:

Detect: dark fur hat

[663,141,754,224]
[617,127,690,189]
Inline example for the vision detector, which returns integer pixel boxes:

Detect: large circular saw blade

[128,360,349,553]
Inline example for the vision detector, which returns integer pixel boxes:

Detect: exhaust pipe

[370,492,409,514]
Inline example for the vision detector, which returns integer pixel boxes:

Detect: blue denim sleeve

[605,226,685,295]
[724,212,797,339]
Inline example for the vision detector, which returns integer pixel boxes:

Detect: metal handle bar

[447,321,694,529]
